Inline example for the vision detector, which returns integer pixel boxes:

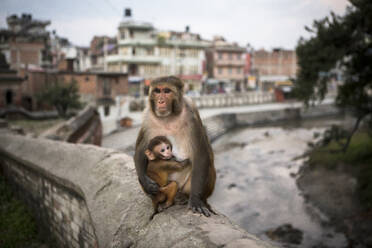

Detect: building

[252,48,297,91]
[205,36,246,93]
[0,13,51,70]
[106,9,209,95]
[0,53,24,108]
[90,36,117,72]
[76,46,91,72]
[20,70,128,111]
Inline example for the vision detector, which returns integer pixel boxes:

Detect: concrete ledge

[0,134,275,248]
[203,102,341,142]
[0,107,59,120]
[40,105,102,145]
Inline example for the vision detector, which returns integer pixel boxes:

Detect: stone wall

[0,107,59,120]
[0,134,275,248]
[1,156,97,247]
[40,105,102,146]
[204,102,340,142]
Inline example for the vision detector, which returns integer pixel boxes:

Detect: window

[218,68,223,74]
[103,79,111,96]
[218,52,223,59]
[237,68,241,74]
[146,47,154,55]
[228,68,232,74]
[229,53,233,60]
[104,106,110,116]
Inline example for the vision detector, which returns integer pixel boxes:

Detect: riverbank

[209,120,349,248]
[297,130,372,247]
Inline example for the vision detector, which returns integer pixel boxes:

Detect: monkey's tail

[150,211,158,220]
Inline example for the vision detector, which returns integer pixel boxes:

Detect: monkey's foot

[188,197,213,217]
[174,193,188,205]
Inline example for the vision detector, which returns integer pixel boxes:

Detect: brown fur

[145,136,189,218]
[134,76,216,217]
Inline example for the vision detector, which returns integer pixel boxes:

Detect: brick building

[0,53,24,108]
[16,67,128,111]
[205,36,246,93]
[252,48,297,91]
[0,14,51,70]
[90,36,117,72]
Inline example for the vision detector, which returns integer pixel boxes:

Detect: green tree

[38,78,82,118]
[294,0,372,152]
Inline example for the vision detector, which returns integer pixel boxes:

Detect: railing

[192,92,275,109]
[128,92,276,112]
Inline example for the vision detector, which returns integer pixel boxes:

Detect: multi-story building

[0,53,24,108]
[205,36,246,93]
[90,36,117,72]
[0,14,51,70]
[252,48,297,91]
[106,9,209,95]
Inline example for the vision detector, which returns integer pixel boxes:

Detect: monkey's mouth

[156,103,169,114]
[157,106,168,111]
[155,108,171,117]
[157,101,167,109]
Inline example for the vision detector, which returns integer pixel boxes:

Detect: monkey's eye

[166,146,170,150]
[154,88,161,94]
[161,149,165,153]
[164,88,171,94]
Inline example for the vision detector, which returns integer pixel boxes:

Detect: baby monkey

[145,136,190,218]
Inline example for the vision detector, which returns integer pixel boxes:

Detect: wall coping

[0,134,276,248]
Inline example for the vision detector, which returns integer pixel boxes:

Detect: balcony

[118,38,209,49]
[118,39,156,46]
[215,59,246,67]
[106,54,161,64]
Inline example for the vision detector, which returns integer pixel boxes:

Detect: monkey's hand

[188,196,212,217]
[140,176,159,195]
[180,158,191,167]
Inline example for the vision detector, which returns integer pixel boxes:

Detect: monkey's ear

[145,149,156,161]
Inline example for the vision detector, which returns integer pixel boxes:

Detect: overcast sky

[0,0,349,50]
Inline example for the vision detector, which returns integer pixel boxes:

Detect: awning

[129,76,144,84]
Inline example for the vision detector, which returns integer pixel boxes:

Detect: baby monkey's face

[154,142,173,160]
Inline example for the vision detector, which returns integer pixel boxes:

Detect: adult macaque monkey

[134,76,216,217]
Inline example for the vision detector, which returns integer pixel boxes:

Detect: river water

[209,118,348,248]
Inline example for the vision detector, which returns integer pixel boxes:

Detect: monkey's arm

[172,157,191,165]
[134,128,159,195]
[157,158,190,171]
[189,107,215,217]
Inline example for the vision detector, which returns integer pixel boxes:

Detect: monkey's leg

[160,181,178,209]
[150,193,167,220]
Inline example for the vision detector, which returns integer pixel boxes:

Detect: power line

[103,0,121,16]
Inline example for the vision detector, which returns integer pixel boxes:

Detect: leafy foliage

[38,78,82,118]
[295,0,372,151]
[0,176,42,248]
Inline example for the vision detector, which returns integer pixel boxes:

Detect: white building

[106,9,209,94]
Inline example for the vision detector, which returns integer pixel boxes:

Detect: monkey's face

[154,142,173,160]
[150,84,181,117]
